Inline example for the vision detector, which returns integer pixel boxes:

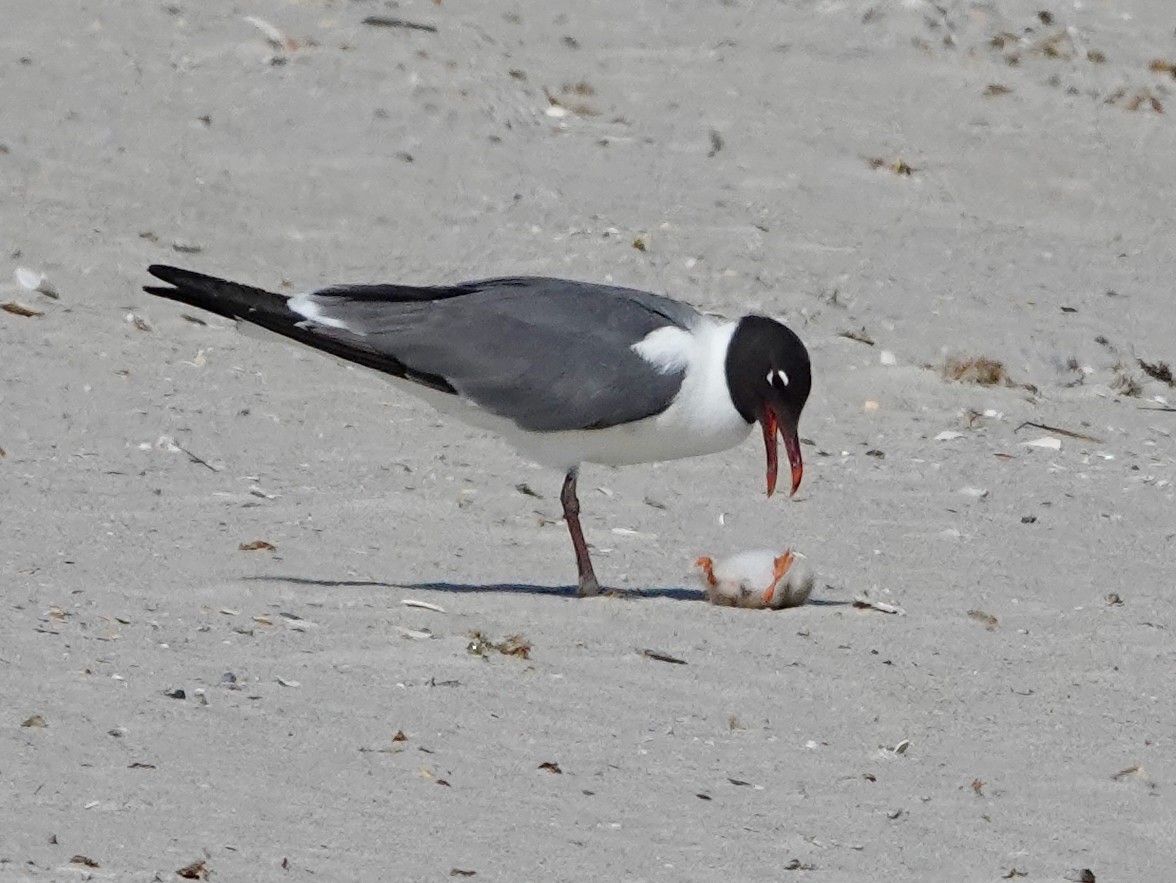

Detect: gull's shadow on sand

[409,582,706,601]
[244,575,853,605]
[245,575,694,599]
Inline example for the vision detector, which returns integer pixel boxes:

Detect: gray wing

[295,277,701,432]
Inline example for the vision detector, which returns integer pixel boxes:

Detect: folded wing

[145,268,699,433]
[295,277,699,432]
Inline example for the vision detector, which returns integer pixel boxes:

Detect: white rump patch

[288,294,352,331]
[631,326,692,374]
[768,368,789,387]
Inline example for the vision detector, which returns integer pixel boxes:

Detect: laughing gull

[144,265,812,596]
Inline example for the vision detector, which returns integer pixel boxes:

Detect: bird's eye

[766,369,789,390]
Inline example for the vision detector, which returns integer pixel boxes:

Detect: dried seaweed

[467,631,531,659]
[967,609,998,630]
[942,355,1008,386]
[839,327,875,346]
[177,859,209,880]
[238,540,276,551]
[642,648,686,665]
[2,302,43,317]
[1138,358,1174,386]
[363,17,438,33]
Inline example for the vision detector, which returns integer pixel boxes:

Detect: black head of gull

[142,264,813,597]
[724,315,812,498]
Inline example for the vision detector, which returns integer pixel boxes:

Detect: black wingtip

[146,264,209,287]
[141,264,281,322]
[144,265,186,298]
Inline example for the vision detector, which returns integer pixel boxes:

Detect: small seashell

[853,593,906,615]
[15,267,59,298]
[243,15,299,52]
[397,626,434,640]
[401,599,446,613]
[610,527,656,539]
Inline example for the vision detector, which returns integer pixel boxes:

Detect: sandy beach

[2,0,1174,879]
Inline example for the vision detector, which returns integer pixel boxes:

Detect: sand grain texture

[2,1,1174,880]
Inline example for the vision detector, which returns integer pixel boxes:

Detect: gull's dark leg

[560,469,601,597]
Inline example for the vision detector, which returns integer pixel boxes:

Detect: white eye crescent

[767,369,789,389]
